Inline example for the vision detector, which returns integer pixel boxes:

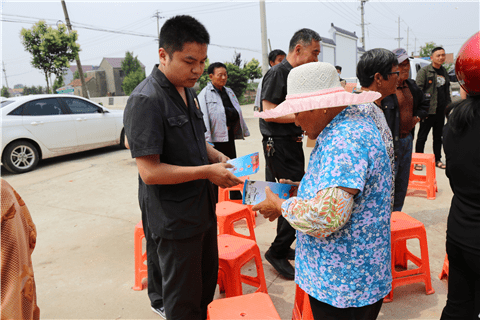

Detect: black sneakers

[151,306,166,319]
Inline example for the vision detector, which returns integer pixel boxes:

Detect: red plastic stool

[133,221,147,291]
[207,292,281,320]
[438,254,449,280]
[292,284,314,320]
[384,211,435,302]
[217,201,256,242]
[217,234,267,298]
[408,153,438,200]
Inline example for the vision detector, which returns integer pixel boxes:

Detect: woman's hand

[252,187,285,222]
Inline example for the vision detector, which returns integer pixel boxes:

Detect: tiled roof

[69,76,93,87]
[321,37,336,46]
[331,23,358,39]
[103,57,146,69]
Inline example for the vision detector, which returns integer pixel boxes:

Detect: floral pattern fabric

[281,104,393,308]
[283,187,354,238]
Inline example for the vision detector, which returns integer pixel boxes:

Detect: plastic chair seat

[292,284,314,320]
[216,201,256,242]
[385,211,435,302]
[217,234,267,298]
[439,254,449,280]
[133,221,147,291]
[207,292,281,319]
[408,153,438,200]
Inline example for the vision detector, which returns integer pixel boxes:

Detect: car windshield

[1,100,15,108]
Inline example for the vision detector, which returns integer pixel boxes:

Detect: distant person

[441,31,480,320]
[335,65,346,88]
[415,47,451,170]
[1,179,40,320]
[386,48,429,211]
[198,62,250,160]
[260,28,321,280]
[254,62,392,320]
[254,49,286,111]
[123,15,242,320]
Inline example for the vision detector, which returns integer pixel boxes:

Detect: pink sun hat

[254,62,381,119]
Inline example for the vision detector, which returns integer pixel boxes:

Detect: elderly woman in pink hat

[253,62,393,319]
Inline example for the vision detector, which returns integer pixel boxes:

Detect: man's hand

[206,163,243,188]
[252,187,285,222]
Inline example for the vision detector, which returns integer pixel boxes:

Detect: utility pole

[394,16,403,48]
[414,38,417,57]
[259,0,269,75]
[2,62,9,89]
[360,0,368,49]
[61,0,88,98]
[406,27,409,53]
[152,10,164,43]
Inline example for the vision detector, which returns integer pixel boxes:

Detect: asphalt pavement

[2,103,453,319]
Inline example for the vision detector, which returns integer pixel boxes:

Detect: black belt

[262,135,303,142]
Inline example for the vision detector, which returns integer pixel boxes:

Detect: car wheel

[2,140,40,174]
[119,129,127,149]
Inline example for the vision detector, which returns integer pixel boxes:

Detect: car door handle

[30,121,44,126]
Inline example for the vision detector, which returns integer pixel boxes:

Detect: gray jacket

[416,64,451,114]
[198,82,250,143]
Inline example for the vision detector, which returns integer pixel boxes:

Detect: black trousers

[309,295,383,320]
[415,110,445,162]
[440,240,480,320]
[262,137,304,258]
[152,223,218,320]
[140,196,164,309]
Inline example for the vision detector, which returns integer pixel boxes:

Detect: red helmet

[455,31,480,96]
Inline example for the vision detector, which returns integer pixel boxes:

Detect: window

[1,100,14,108]
[22,98,63,116]
[62,97,102,114]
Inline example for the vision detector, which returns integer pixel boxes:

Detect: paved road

[3,104,452,319]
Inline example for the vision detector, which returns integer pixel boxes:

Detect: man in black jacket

[384,48,429,211]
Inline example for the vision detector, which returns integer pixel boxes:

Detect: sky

[2,0,479,88]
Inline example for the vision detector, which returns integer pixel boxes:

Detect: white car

[1,94,125,173]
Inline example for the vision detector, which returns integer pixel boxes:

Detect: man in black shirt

[260,28,321,280]
[123,16,242,320]
[415,47,451,169]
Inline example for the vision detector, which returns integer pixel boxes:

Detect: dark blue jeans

[393,134,413,212]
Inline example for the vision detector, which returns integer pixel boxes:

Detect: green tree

[73,70,86,80]
[232,51,242,67]
[225,62,248,98]
[419,41,442,58]
[122,70,146,96]
[243,58,262,82]
[121,51,144,95]
[52,74,65,93]
[20,20,80,94]
[23,85,39,95]
[1,86,10,98]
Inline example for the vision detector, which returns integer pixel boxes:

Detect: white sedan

[1,94,125,173]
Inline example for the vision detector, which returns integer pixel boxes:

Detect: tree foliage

[20,20,80,94]
[121,51,144,95]
[23,85,45,95]
[419,41,442,58]
[73,70,86,80]
[122,70,146,96]
[1,86,10,98]
[243,58,262,82]
[52,74,65,93]
[225,63,248,98]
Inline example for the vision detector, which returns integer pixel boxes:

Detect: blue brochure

[227,152,259,178]
[242,180,296,205]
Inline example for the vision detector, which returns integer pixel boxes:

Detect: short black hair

[335,66,342,72]
[356,48,399,88]
[159,15,210,56]
[268,49,286,64]
[208,62,227,75]
[431,47,445,55]
[288,28,322,52]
